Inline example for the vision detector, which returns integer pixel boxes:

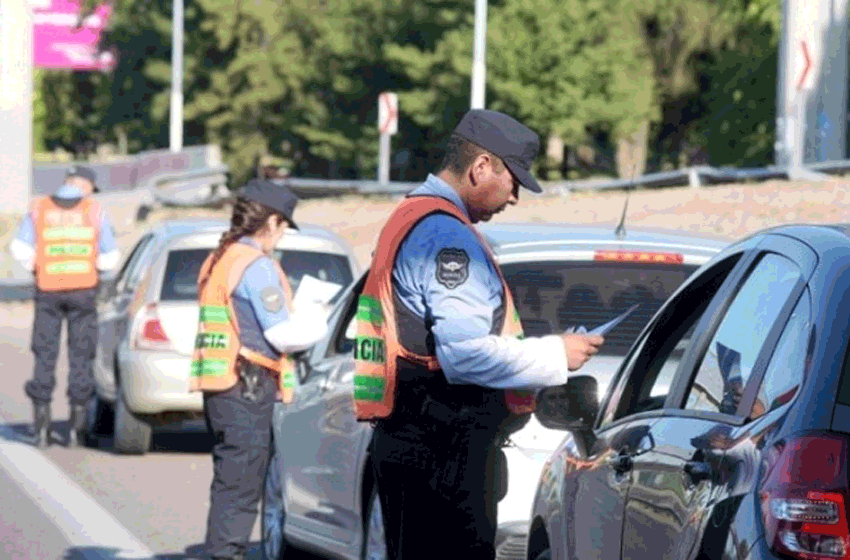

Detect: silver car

[261,223,730,560]
[89,218,361,454]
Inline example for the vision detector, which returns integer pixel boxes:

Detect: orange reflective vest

[32,196,101,292]
[189,243,297,403]
[353,196,537,421]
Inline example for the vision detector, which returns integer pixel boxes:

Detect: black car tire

[534,549,552,560]
[262,446,290,560]
[84,396,115,447]
[113,389,153,454]
[361,485,388,560]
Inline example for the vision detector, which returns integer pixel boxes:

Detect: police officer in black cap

[190,179,330,560]
[360,110,603,559]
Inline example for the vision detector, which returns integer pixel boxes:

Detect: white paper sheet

[293,275,343,310]
[567,304,641,336]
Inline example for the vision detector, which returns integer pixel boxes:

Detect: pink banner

[33,0,116,71]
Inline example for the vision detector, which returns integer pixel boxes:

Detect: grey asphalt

[0,302,317,560]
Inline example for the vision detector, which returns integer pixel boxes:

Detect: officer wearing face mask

[9,165,120,448]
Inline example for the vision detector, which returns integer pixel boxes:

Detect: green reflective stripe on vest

[356,308,383,325]
[357,295,383,324]
[45,261,92,275]
[199,306,229,323]
[46,243,93,256]
[354,375,385,402]
[353,336,385,364]
[194,332,230,350]
[42,226,95,241]
[282,370,296,388]
[512,309,526,340]
[190,359,228,377]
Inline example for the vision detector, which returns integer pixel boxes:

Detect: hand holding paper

[566,304,640,336]
[293,275,343,312]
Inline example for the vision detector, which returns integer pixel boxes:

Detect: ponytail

[197,196,285,296]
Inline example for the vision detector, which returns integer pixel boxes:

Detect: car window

[748,289,810,420]
[501,261,698,357]
[273,249,353,296]
[684,253,801,416]
[159,248,354,302]
[114,234,154,293]
[599,252,744,428]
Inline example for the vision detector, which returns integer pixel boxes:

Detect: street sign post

[377,92,398,185]
[0,0,35,216]
[777,0,849,171]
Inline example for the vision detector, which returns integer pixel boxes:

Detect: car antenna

[614,162,638,240]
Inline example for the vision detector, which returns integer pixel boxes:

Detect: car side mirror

[535,375,600,431]
[293,352,311,384]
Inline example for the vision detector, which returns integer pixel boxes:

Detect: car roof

[145,218,348,244]
[478,222,731,259]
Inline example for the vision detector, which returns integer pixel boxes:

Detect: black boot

[67,403,88,447]
[32,402,51,448]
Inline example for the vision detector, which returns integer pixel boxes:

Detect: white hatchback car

[90,218,360,454]
[261,223,730,560]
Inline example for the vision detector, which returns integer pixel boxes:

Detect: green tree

[692,0,780,166]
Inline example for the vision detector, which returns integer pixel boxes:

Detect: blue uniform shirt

[231,237,290,359]
[13,184,118,254]
[392,174,569,389]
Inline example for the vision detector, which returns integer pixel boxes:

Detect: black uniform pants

[25,287,98,405]
[202,370,277,559]
[369,428,500,560]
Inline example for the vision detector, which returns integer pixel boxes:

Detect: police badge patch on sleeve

[435,248,470,289]
[260,286,285,313]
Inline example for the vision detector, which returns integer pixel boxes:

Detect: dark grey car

[528,223,850,560]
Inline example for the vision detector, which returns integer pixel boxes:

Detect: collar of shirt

[54,184,84,200]
[408,174,470,221]
[238,236,264,251]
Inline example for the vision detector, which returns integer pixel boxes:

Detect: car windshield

[501,260,699,356]
[160,248,354,301]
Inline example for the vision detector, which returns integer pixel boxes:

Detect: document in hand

[567,304,641,335]
[293,275,343,310]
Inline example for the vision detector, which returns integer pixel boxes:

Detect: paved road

[0,303,323,560]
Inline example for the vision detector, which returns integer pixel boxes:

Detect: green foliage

[36,0,782,181]
[692,0,780,166]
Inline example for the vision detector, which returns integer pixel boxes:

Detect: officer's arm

[242,258,329,354]
[407,217,570,389]
[9,214,36,271]
[96,210,121,271]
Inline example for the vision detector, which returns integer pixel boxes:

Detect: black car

[528,223,850,560]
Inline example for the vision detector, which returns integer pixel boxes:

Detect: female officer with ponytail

[191,179,329,560]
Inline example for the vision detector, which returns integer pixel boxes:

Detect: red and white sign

[797,40,813,91]
[378,92,398,136]
[32,0,115,71]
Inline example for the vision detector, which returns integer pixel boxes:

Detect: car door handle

[320,376,335,394]
[608,453,633,474]
[683,460,713,483]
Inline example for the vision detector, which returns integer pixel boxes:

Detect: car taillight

[594,250,684,264]
[760,433,850,559]
[133,303,174,351]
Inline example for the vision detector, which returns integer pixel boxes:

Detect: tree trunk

[616,120,650,178]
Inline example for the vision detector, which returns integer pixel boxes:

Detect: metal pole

[169,0,184,153]
[470,0,487,109]
[378,133,390,185]
[0,0,33,216]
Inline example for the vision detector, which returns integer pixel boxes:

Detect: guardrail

[272,161,850,199]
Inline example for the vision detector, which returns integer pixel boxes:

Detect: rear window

[160,248,354,302]
[502,261,698,356]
